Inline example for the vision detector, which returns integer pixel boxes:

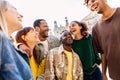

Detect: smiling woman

[0,0,33,79]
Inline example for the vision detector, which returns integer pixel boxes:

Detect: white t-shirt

[40,40,49,57]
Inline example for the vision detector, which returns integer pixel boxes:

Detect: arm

[0,33,23,80]
[37,59,46,75]
[77,55,83,80]
[17,43,31,57]
[92,26,108,80]
[101,53,108,80]
[93,53,102,67]
[44,51,55,80]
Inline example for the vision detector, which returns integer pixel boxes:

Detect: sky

[8,0,120,30]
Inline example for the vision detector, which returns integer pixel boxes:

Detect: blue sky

[8,0,120,30]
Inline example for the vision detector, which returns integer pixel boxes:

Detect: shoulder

[117,7,120,12]
[47,47,60,60]
[115,7,120,16]
[92,22,99,31]
[92,22,100,36]
[50,47,60,53]
[87,34,92,39]
[0,31,7,40]
[72,51,79,58]
[0,31,11,46]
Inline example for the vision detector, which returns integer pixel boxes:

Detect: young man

[44,30,83,80]
[33,19,60,50]
[84,0,120,80]
[33,19,60,80]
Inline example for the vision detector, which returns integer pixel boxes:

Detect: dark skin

[35,20,49,41]
[61,30,73,52]
[84,0,115,80]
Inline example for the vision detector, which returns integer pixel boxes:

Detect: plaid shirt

[45,45,83,80]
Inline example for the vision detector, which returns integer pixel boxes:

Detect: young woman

[69,21,102,80]
[0,0,33,80]
[16,27,45,80]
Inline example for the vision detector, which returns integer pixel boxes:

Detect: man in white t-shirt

[33,19,60,56]
[33,19,60,80]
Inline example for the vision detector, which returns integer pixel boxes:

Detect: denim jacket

[0,31,33,80]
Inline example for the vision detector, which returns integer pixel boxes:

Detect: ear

[35,26,40,32]
[21,35,26,41]
[80,26,82,29]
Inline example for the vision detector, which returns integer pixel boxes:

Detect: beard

[40,31,48,38]
[42,35,48,38]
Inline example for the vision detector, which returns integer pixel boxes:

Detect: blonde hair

[0,0,8,35]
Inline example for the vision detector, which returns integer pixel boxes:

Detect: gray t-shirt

[92,7,120,80]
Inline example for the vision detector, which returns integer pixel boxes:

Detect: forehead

[61,31,71,36]
[70,21,76,25]
[4,2,17,13]
[87,0,96,4]
[40,21,47,25]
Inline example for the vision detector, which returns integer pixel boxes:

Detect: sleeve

[95,53,102,65]
[0,33,23,80]
[77,55,83,80]
[44,51,55,80]
[37,58,46,76]
[92,26,103,53]
[0,36,2,67]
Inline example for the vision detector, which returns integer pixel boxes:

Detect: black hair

[84,0,90,6]
[60,30,68,43]
[33,19,45,28]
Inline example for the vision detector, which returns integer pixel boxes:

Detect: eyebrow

[10,4,17,10]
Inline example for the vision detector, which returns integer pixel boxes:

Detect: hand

[18,44,31,57]
[82,31,89,38]
[92,63,99,68]
[102,74,108,80]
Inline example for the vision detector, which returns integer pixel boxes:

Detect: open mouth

[92,3,99,12]
[70,29,76,33]
[67,37,72,41]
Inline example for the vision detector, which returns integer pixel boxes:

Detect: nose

[88,1,96,11]
[18,13,23,22]
[46,26,50,31]
[20,14,23,18]
[67,34,71,38]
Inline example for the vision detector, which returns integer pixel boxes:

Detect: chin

[97,10,103,14]
[43,35,48,38]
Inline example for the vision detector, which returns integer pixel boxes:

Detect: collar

[58,45,75,54]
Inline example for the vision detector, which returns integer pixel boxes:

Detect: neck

[39,35,46,41]
[8,28,13,38]
[27,43,35,52]
[74,33,83,40]
[63,45,72,52]
[102,6,116,20]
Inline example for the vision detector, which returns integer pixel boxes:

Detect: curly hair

[71,21,88,37]
[84,0,90,6]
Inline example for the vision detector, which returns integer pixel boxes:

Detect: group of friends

[0,0,120,80]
